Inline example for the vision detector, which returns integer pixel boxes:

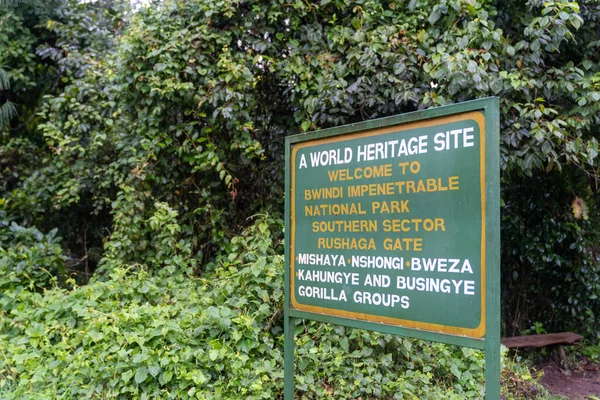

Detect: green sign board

[284,98,500,399]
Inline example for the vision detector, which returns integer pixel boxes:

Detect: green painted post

[283,313,295,400]
[485,314,501,399]
[485,97,501,399]
[284,137,295,400]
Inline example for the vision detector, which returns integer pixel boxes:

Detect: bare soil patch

[537,358,600,399]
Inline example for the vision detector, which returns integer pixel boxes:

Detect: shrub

[0,209,66,290]
[0,217,489,399]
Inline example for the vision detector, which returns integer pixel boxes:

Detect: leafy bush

[48,0,600,336]
[0,0,123,274]
[0,209,66,290]
[502,172,600,338]
[0,217,490,399]
[0,3,599,395]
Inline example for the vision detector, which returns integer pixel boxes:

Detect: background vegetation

[1,0,599,398]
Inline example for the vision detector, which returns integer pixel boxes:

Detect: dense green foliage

[1,0,599,397]
[0,210,66,290]
[1,217,489,398]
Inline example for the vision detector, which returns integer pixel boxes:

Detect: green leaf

[122,370,134,384]
[25,323,45,338]
[0,67,10,90]
[148,365,161,378]
[558,11,569,21]
[300,120,310,132]
[135,367,148,384]
[162,370,173,384]
[588,148,598,163]
[87,330,104,342]
[259,222,268,233]
[428,8,442,25]
[541,141,552,155]
[190,370,207,385]
[570,15,583,30]
[450,363,461,379]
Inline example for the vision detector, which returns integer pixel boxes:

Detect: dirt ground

[537,358,600,399]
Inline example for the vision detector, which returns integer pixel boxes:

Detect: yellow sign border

[290,111,487,338]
